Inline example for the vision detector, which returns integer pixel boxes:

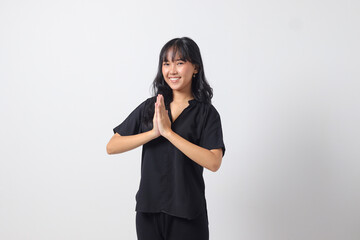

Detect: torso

[169,101,191,122]
[134,96,225,219]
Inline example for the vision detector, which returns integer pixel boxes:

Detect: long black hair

[144,37,213,126]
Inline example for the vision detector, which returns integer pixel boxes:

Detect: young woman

[106,37,225,240]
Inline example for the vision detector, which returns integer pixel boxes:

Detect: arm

[165,131,223,172]
[155,94,223,172]
[106,130,158,155]
[107,101,160,155]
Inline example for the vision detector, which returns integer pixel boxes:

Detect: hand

[152,101,161,138]
[155,94,172,138]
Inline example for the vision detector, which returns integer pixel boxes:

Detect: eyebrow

[163,58,186,62]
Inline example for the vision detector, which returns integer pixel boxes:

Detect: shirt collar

[188,99,197,105]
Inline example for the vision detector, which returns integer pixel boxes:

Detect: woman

[106,37,225,240]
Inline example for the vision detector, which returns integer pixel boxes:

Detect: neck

[172,90,194,103]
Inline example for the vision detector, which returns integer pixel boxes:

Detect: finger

[155,102,160,117]
[158,94,162,106]
[158,103,165,119]
[158,104,164,118]
[159,95,165,110]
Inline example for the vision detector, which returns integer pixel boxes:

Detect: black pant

[136,211,209,240]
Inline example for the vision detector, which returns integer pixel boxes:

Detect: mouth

[169,77,181,83]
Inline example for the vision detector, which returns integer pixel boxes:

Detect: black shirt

[113,96,225,219]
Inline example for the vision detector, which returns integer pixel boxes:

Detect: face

[162,49,198,95]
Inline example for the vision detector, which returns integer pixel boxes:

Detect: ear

[193,64,199,74]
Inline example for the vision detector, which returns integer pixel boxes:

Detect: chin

[169,86,181,91]
[167,83,181,90]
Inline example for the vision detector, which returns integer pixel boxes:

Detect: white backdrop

[1,0,359,239]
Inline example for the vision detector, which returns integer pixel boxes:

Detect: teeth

[170,78,180,80]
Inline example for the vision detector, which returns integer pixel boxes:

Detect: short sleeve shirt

[113,96,225,219]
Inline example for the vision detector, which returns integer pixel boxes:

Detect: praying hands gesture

[150,94,222,171]
[152,94,172,138]
[108,94,222,172]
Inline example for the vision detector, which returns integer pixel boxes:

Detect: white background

[1,0,359,239]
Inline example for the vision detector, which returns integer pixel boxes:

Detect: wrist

[150,129,160,140]
[163,128,174,139]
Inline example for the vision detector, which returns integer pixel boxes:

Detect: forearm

[164,130,222,172]
[107,130,158,154]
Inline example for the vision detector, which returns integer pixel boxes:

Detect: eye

[163,62,169,66]
[177,61,184,65]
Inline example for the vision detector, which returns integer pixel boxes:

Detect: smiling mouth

[169,77,181,83]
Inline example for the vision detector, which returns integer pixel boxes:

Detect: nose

[170,64,178,75]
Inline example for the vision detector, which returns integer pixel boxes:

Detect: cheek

[181,66,192,77]
[162,67,167,76]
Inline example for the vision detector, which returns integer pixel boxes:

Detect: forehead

[163,47,185,62]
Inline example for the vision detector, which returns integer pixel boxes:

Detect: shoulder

[145,96,157,104]
[142,96,157,110]
[194,100,222,119]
